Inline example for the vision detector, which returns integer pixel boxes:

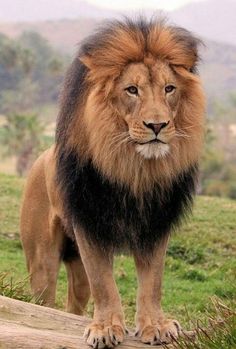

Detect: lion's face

[113,60,180,159]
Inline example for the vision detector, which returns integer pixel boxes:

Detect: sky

[0,0,210,23]
[86,0,205,11]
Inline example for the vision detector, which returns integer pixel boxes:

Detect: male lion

[21,18,205,348]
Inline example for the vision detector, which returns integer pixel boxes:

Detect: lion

[20,17,205,348]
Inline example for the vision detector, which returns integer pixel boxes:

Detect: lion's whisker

[104,134,132,161]
[105,135,129,154]
[175,130,191,139]
[176,125,196,131]
[110,133,130,145]
[175,133,191,139]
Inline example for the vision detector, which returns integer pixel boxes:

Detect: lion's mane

[56,18,205,256]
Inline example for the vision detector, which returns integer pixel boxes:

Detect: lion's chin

[135,143,170,159]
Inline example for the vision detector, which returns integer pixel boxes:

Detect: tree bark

[0,296,166,349]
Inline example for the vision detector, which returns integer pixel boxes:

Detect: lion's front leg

[75,229,126,348]
[134,235,182,345]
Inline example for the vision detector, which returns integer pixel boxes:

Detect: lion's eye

[125,86,138,95]
[165,85,176,93]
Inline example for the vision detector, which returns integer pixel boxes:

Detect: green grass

[0,173,235,347]
[0,173,23,237]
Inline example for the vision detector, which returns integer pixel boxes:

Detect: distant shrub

[167,242,205,264]
[228,183,236,200]
[215,287,235,299]
[183,269,207,281]
[202,178,236,200]
[203,179,230,197]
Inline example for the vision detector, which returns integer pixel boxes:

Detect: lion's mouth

[135,138,167,145]
[135,141,170,159]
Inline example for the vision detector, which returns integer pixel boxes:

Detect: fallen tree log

[0,295,168,349]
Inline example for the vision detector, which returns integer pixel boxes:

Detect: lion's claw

[84,323,125,348]
[136,319,182,345]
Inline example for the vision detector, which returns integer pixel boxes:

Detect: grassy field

[0,172,235,347]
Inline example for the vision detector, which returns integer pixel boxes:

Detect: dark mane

[57,149,198,256]
[55,58,88,146]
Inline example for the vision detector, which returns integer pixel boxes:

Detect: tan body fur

[21,147,91,315]
[21,18,205,348]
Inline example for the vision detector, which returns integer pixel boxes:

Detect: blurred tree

[201,124,224,181]
[211,93,236,123]
[48,57,64,75]
[0,31,65,114]
[228,183,236,200]
[18,31,65,102]
[0,79,39,115]
[200,120,236,200]
[229,92,236,108]
[0,114,44,176]
[19,48,35,76]
[0,39,18,69]
[0,34,22,93]
[0,31,66,177]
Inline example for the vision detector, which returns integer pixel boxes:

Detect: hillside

[0,18,99,54]
[0,18,236,99]
[199,40,236,99]
[0,0,236,46]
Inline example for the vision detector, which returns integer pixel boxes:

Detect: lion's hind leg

[21,211,64,307]
[62,237,90,315]
[28,242,62,307]
[20,150,64,307]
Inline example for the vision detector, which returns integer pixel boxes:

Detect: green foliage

[167,242,204,265]
[0,33,35,98]
[175,299,236,349]
[203,180,230,197]
[201,125,222,179]
[211,92,236,123]
[0,272,33,302]
[0,174,23,237]
[201,90,236,201]
[0,114,45,175]
[0,31,65,176]
[228,183,236,200]
[201,121,236,200]
[182,269,207,282]
[18,31,65,102]
[0,79,39,115]
[1,113,44,155]
[0,34,21,69]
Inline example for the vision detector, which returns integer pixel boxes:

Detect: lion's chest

[58,153,197,255]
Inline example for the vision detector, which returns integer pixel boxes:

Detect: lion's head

[56,18,205,195]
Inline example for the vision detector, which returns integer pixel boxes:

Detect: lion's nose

[143,121,169,136]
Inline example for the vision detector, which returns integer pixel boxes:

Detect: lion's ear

[172,65,199,81]
[79,55,95,70]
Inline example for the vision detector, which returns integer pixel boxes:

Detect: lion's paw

[84,322,126,348]
[136,319,181,345]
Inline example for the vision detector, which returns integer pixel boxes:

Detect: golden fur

[21,18,206,348]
